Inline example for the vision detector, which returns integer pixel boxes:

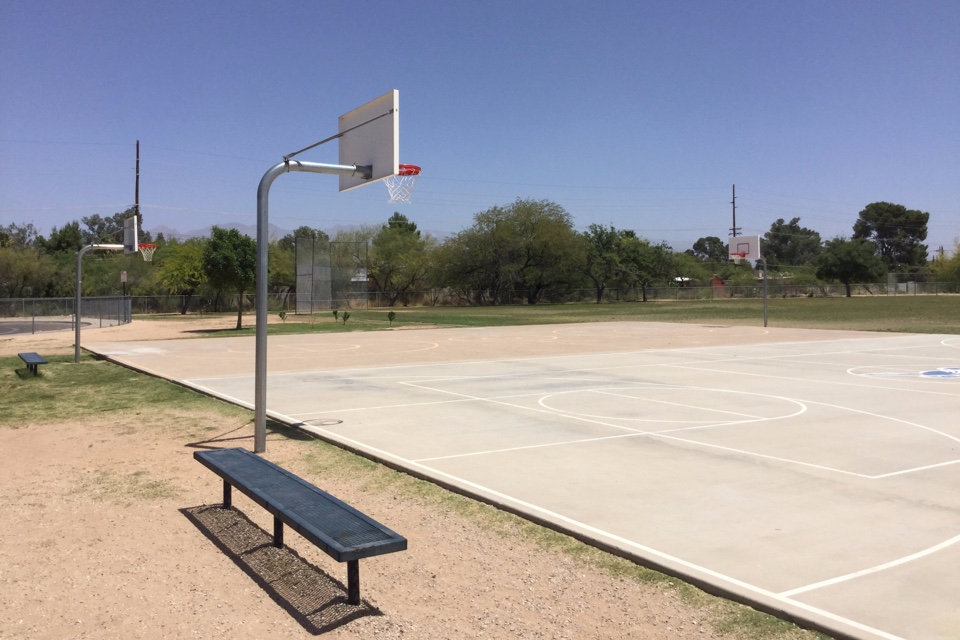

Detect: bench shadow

[181,505,382,634]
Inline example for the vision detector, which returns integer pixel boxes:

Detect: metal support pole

[762,256,768,328]
[254,161,371,453]
[75,244,124,363]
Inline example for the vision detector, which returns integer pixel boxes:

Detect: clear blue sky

[2,1,958,255]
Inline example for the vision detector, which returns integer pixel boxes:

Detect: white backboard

[338,90,399,192]
[123,216,139,254]
[728,235,761,261]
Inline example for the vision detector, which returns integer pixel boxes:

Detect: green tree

[434,199,580,305]
[581,224,622,304]
[931,241,960,286]
[762,218,822,269]
[619,235,675,302]
[429,234,475,303]
[816,237,887,297]
[0,222,40,249]
[507,200,582,304]
[385,212,419,235]
[156,238,206,314]
[671,251,712,286]
[40,221,84,254]
[268,241,295,293]
[0,247,56,297]
[277,225,329,252]
[687,236,728,263]
[81,207,150,245]
[369,213,435,306]
[202,227,257,329]
[852,202,929,271]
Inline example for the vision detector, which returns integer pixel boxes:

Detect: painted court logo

[867,367,960,379]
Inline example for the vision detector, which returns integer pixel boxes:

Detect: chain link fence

[3,277,956,326]
[0,296,132,333]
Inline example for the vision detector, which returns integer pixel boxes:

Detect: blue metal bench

[18,352,47,376]
[194,448,407,605]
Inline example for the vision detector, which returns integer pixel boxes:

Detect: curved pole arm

[254,161,371,453]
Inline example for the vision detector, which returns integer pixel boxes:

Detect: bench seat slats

[194,448,407,562]
[19,352,47,366]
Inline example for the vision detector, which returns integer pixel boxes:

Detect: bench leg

[273,516,283,548]
[347,560,360,605]
[222,480,232,508]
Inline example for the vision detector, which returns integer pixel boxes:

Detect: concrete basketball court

[87,322,960,640]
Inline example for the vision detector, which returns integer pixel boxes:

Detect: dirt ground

[1,317,809,639]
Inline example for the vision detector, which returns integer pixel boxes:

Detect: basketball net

[384,164,421,203]
[730,252,746,265]
[138,243,157,262]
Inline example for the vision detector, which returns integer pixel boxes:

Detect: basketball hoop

[138,243,157,262]
[730,252,747,265]
[383,164,421,203]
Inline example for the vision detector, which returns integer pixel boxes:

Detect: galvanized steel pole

[254,160,370,453]
[75,244,124,363]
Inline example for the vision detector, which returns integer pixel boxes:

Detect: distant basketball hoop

[730,252,747,265]
[138,243,157,262]
[384,164,421,203]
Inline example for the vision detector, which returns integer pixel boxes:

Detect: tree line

[2,199,956,316]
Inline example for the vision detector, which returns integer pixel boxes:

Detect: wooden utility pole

[729,184,740,237]
[135,140,140,220]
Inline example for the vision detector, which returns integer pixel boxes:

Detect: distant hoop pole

[762,255,768,327]
[75,243,124,363]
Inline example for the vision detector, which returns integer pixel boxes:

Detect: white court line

[666,359,960,400]
[802,398,960,447]
[402,378,811,437]
[871,458,960,479]
[398,380,652,436]
[650,432,875,479]
[190,360,954,480]
[780,532,960,598]
[286,396,477,416]
[397,375,956,480]
[589,388,766,420]
[416,432,643,462]
[402,380,861,476]
[284,386,632,417]
[291,419,904,640]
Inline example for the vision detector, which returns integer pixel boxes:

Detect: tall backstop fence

[295,238,369,313]
[0,296,132,333]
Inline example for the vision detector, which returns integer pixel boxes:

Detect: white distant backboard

[728,235,761,262]
[338,90,399,192]
[123,216,139,254]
